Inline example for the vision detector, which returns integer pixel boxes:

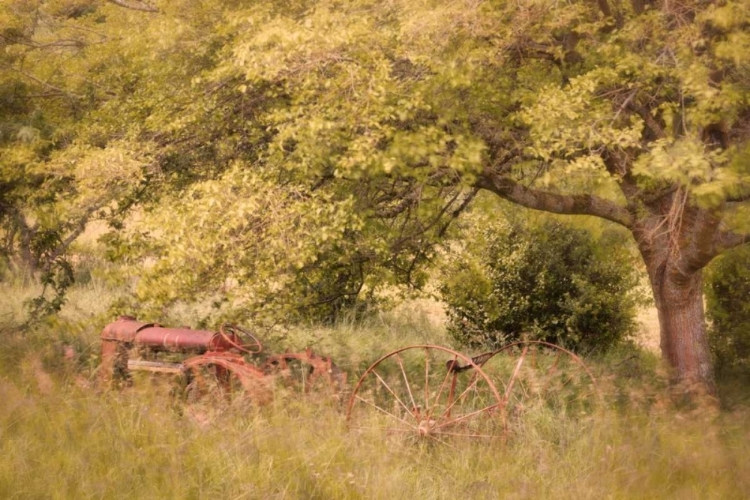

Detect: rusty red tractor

[100,317,599,441]
[99,316,346,405]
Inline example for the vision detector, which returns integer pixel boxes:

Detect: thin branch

[391,189,463,250]
[1,65,81,99]
[627,101,666,140]
[726,192,750,203]
[49,205,100,261]
[437,188,479,238]
[611,89,639,126]
[107,0,159,12]
[714,229,750,253]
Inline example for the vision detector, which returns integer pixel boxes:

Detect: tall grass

[1,278,749,499]
[2,378,748,499]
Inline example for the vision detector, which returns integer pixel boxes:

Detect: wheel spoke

[351,426,416,434]
[395,353,418,414]
[354,395,418,430]
[432,430,498,439]
[424,347,430,412]
[435,403,501,429]
[347,345,505,442]
[474,341,600,423]
[371,369,417,422]
[538,351,563,394]
[436,375,481,422]
[422,432,455,448]
[426,354,457,420]
[503,345,529,404]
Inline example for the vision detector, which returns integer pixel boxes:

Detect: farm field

[1,279,749,500]
[2,1,750,498]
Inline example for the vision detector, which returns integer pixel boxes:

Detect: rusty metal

[262,348,347,393]
[472,341,602,425]
[99,316,343,406]
[101,316,599,436]
[346,345,505,442]
[101,316,248,354]
[182,352,272,405]
[346,341,601,442]
[127,359,184,374]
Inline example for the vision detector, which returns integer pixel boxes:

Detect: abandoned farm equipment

[345,342,600,442]
[99,316,346,403]
[99,317,599,440]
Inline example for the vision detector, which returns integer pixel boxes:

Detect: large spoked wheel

[262,351,347,399]
[477,341,601,426]
[181,355,270,422]
[219,323,263,354]
[346,345,505,443]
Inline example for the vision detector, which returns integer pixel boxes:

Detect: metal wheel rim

[346,345,506,443]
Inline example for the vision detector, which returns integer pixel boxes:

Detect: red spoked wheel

[181,354,271,421]
[476,341,601,426]
[346,345,505,443]
[261,349,347,398]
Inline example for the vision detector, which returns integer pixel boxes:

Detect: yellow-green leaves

[520,76,644,160]
[128,163,368,322]
[633,137,749,208]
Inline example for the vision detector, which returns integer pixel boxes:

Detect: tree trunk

[648,266,716,395]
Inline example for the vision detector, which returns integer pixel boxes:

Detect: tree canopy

[1,0,749,392]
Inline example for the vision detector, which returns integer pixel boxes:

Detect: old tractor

[99,316,346,405]
[99,317,599,440]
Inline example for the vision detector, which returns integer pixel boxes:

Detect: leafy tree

[440,217,642,352]
[0,0,234,312]
[181,0,748,395]
[3,0,749,396]
[0,1,155,274]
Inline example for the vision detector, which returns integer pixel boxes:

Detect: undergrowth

[1,278,749,499]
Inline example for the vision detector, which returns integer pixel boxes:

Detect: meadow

[1,276,749,500]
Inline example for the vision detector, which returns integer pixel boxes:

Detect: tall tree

[11,0,746,394]
[191,0,748,394]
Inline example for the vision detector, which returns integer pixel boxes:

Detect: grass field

[1,277,749,499]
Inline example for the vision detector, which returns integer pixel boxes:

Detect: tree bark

[650,268,715,395]
[634,203,717,395]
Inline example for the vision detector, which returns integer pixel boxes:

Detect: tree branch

[726,192,750,203]
[673,206,723,278]
[627,101,666,140]
[1,65,81,99]
[602,150,640,200]
[475,167,634,228]
[714,229,750,253]
[49,205,100,262]
[107,0,159,13]
[437,188,479,238]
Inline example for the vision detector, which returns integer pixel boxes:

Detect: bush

[705,245,750,379]
[440,219,642,353]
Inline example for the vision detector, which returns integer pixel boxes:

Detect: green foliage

[706,246,750,379]
[25,253,75,320]
[1,0,748,344]
[440,218,642,352]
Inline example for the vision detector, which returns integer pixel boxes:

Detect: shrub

[440,219,642,353]
[705,245,750,379]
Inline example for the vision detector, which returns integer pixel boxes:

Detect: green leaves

[633,137,750,208]
[2,0,749,330]
[119,163,369,322]
[440,217,642,352]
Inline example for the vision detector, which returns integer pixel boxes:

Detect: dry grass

[1,370,749,499]
[1,279,749,499]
